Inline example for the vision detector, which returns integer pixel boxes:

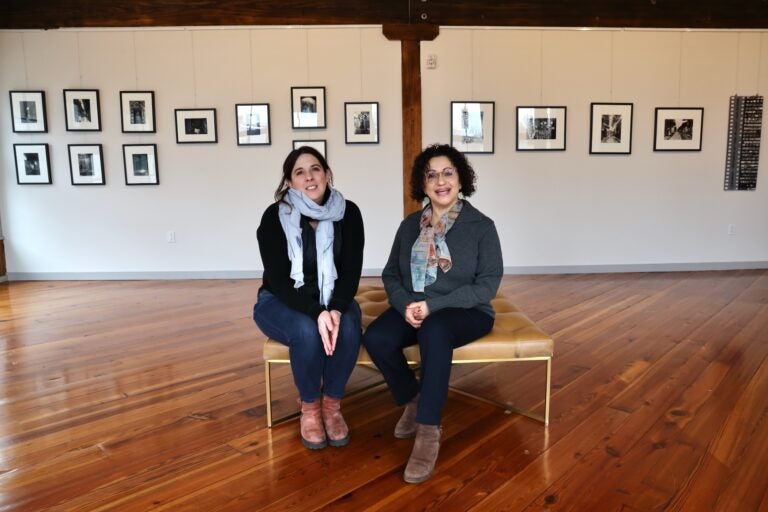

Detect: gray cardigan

[382,200,503,319]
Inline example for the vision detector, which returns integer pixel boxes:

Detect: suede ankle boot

[321,395,350,447]
[403,423,441,483]
[300,400,327,450]
[394,395,419,439]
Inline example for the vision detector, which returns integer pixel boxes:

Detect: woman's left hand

[405,301,430,328]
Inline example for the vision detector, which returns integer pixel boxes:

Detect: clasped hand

[405,301,429,329]
[317,309,342,356]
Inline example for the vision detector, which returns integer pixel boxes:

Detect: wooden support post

[383,23,439,218]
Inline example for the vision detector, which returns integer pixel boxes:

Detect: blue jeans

[253,289,362,402]
[362,307,494,425]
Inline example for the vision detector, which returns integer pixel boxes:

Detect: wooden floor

[1,271,767,511]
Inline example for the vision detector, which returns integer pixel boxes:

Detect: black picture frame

[589,102,633,155]
[9,90,47,133]
[293,139,327,159]
[291,86,326,129]
[450,101,495,153]
[516,106,567,151]
[123,144,159,185]
[653,107,704,151]
[63,89,101,131]
[175,108,218,144]
[344,102,379,144]
[13,143,52,184]
[120,91,156,133]
[235,103,271,146]
[68,144,105,185]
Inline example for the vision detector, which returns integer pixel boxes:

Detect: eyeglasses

[425,168,457,183]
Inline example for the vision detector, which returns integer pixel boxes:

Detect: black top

[257,199,365,320]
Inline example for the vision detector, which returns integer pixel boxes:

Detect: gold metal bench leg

[545,357,551,426]
[265,361,273,428]
[448,358,552,426]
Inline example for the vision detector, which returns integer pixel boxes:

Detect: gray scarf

[278,187,346,306]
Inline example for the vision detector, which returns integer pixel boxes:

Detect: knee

[417,319,454,349]
[291,316,323,350]
[362,323,395,357]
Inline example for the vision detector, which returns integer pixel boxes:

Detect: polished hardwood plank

[0,271,767,510]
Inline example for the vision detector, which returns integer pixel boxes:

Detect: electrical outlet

[426,54,437,69]
[727,224,736,236]
[167,230,176,243]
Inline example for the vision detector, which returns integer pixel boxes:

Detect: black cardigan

[257,199,365,319]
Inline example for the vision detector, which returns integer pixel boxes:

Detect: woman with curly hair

[363,143,503,483]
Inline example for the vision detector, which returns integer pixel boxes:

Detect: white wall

[1,26,767,278]
[423,28,768,270]
[0,27,403,277]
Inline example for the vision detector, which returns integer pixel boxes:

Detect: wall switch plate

[167,230,176,243]
[727,224,736,236]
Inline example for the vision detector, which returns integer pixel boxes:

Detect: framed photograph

[654,108,704,151]
[451,101,495,153]
[9,91,47,133]
[120,91,156,133]
[175,108,217,143]
[291,86,326,129]
[123,144,159,185]
[344,102,379,144]
[68,144,105,185]
[590,103,633,154]
[293,139,327,159]
[236,103,270,145]
[63,89,101,131]
[13,143,51,184]
[516,106,567,151]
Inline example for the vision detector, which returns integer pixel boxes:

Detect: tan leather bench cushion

[263,285,554,363]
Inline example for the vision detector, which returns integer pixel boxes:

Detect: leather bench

[262,285,554,427]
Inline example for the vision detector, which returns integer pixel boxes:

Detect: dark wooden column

[383,24,439,217]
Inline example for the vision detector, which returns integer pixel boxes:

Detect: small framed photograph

[120,91,156,133]
[293,139,327,159]
[9,91,47,133]
[68,144,105,185]
[516,106,567,151]
[175,108,217,143]
[344,102,379,144]
[63,89,101,131]
[590,103,633,154]
[123,144,159,185]
[291,86,326,129]
[451,101,495,153]
[14,143,52,184]
[236,103,270,145]
[654,108,704,151]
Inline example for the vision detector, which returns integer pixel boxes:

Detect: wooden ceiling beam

[1,0,767,30]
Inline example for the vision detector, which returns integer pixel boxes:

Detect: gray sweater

[382,200,503,319]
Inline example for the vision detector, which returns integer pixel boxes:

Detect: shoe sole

[301,437,327,450]
[327,435,350,447]
[403,470,434,484]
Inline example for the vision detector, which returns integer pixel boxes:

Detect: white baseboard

[5,262,767,281]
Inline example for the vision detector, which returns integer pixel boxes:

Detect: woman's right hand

[317,310,336,356]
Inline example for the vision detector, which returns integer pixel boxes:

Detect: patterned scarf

[278,187,346,306]
[410,200,463,292]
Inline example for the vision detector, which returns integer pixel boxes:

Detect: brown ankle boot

[300,400,327,450]
[321,395,350,447]
[394,395,419,439]
[403,424,441,483]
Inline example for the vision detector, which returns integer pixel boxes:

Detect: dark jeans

[253,289,362,402]
[362,306,494,425]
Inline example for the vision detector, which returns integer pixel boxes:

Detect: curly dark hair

[409,144,477,202]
